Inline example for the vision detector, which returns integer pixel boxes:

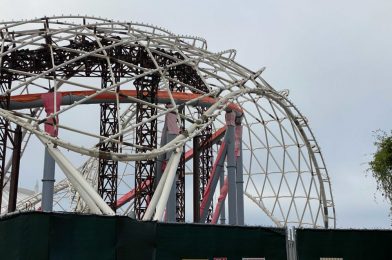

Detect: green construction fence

[296,228,392,260]
[0,212,287,260]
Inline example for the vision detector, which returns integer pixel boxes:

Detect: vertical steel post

[7,125,22,213]
[236,147,244,225]
[219,169,226,224]
[226,111,237,225]
[42,147,55,211]
[41,91,61,212]
[235,118,245,225]
[193,136,200,223]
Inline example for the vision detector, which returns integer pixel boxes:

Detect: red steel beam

[115,127,226,209]
[211,176,228,224]
[9,90,235,212]
[199,141,226,218]
[7,90,243,113]
[115,179,151,208]
[184,127,226,162]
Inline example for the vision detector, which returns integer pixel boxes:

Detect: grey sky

[1,0,391,228]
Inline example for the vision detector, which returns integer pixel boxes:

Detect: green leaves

[369,130,392,205]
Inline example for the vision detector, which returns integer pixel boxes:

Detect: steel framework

[197,113,214,223]
[168,64,186,222]
[0,16,336,228]
[0,77,10,213]
[98,40,120,211]
[134,72,159,220]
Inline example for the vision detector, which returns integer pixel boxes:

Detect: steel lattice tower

[197,109,214,222]
[168,62,186,222]
[98,56,119,211]
[134,48,159,219]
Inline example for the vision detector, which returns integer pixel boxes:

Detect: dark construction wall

[296,228,392,260]
[0,212,287,260]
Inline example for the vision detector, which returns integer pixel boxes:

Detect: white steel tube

[37,136,115,215]
[153,149,183,221]
[155,124,168,188]
[165,133,179,222]
[47,145,114,215]
[64,170,102,214]
[142,153,176,220]
[0,87,241,161]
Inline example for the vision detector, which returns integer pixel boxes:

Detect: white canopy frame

[0,16,335,228]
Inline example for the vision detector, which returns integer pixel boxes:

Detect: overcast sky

[1,0,391,228]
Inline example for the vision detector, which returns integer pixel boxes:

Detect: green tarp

[296,228,392,260]
[156,222,286,260]
[0,212,287,260]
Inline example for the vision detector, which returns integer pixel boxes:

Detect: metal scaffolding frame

[134,48,159,219]
[0,16,336,229]
[168,61,186,222]
[0,68,11,213]
[98,56,119,211]
[197,113,214,223]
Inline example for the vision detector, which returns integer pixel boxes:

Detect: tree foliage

[369,131,392,206]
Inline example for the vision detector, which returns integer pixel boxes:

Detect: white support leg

[153,149,182,221]
[38,136,114,215]
[143,153,176,221]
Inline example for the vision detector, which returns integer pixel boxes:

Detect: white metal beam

[37,136,114,215]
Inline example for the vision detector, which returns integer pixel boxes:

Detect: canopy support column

[226,110,237,225]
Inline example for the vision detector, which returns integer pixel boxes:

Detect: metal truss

[98,49,120,211]
[134,70,159,220]
[0,16,336,228]
[0,65,12,213]
[0,89,7,213]
[168,65,186,222]
[196,108,214,223]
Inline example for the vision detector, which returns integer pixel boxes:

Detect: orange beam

[8,90,243,113]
